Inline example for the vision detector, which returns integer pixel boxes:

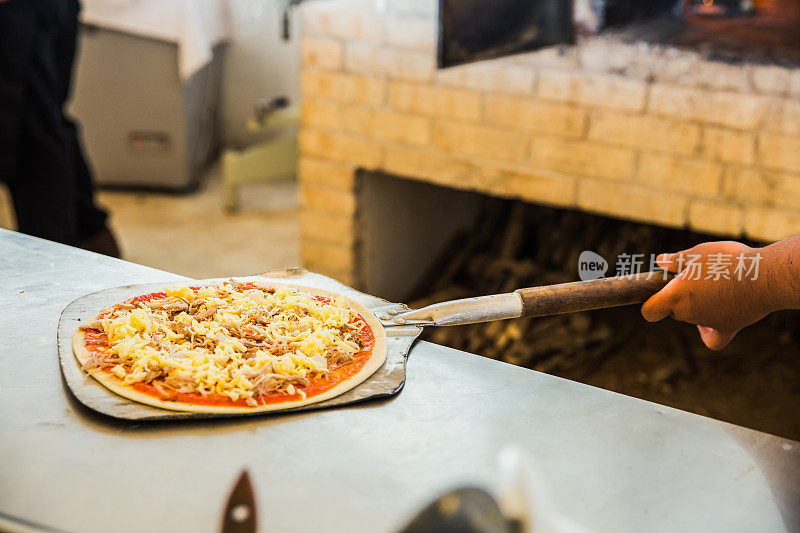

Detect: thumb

[697,326,737,350]
[641,277,679,322]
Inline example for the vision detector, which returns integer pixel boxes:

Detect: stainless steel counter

[0,228,798,533]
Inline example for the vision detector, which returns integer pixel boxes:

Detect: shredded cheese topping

[81,280,369,405]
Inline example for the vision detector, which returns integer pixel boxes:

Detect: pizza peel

[58,268,671,421]
[58,268,421,421]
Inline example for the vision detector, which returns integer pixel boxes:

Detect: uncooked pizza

[73,280,387,413]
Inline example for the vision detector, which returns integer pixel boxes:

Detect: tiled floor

[0,164,301,279]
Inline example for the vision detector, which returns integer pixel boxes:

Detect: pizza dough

[73,281,387,413]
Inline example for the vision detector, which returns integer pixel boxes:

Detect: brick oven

[297,0,800,298]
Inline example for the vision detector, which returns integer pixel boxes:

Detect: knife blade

[221,470,258,533]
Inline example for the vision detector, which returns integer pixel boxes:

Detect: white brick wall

[297,0,800,283]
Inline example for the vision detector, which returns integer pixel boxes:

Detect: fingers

[655,249,693,273]
[655,241,745,273]
[697,326,737,350]
[655,242,707,272]
[655,252,678,272]
[641,277,680,322]
[645,294,739,349]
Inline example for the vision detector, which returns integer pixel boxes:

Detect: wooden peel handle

[515,271,674,318]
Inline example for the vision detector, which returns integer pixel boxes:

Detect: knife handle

[515,271,674,318]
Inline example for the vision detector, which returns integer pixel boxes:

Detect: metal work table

[1,229,798,532]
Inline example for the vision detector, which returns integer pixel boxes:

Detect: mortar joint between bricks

[632,151,643,183]
[718,164,730,198]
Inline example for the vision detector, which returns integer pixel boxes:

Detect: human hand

[641,241,776,350]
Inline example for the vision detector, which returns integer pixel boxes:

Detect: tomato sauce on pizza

[75,280,382,411]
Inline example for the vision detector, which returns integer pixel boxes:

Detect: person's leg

[0,2,36,186]
[58,0,119,255]
[7,3,79,244]
[70,127,117,244]
[5,0,118,255]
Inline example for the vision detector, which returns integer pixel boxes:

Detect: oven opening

[439,0,800,66]
[357,170,800,440]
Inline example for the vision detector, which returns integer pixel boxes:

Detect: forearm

[760,233,800,311]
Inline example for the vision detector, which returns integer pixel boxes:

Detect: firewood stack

[409,200,718,375]
[408,200,800,440]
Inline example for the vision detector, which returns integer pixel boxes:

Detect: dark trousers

[0,0,108,245]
